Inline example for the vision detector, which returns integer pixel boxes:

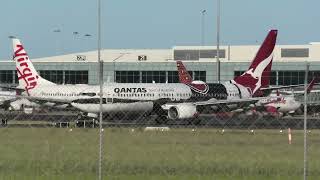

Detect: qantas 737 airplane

[176,60,317,118]
[8,29,305,123]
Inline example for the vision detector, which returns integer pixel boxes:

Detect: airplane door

[106,93,113,103]
[106,98,113,103]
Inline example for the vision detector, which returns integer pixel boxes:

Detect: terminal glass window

[193,71,206,82]
[281,48,309,58]
[188,71,193,78]
[142,71,166,83]
[200,50,226,59]
[115,71,140,83]
[168,71,179,83]
[278,71,305,85]
[291,71,299,85]
[0,70,14,84]
[234,71,245,77]
[270,71,277,85]
[298,71,305,84]
[174,50,199,60]
[65,71,88,84]
[308,71,320,82]
[40,71,63,84]
[174,49,225,60]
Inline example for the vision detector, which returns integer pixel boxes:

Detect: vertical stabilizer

[306,77,317,94]
[176,61,193,84]
[176,61,209,94]
[12,38,55,94]
[233,30,278,95]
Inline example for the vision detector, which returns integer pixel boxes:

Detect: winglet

[306,77,317,94]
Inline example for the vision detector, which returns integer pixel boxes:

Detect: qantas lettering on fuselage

[14,44,38,92]
[114,87,147,93]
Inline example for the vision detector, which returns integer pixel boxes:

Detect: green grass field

[0,128,319,180]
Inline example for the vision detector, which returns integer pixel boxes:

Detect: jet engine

[168,103,198,120]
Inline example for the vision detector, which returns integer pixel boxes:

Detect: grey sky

[0,0,319,59]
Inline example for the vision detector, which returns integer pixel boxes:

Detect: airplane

[11,38,102,110]
[175,60,317,119]
[0,87,60,113]
[244,82,317,118]
[0,88,16,110]
[248,92,302,118]
[0,88,32,113]
[257,93,301,116]
[6,29,309,124]
[257,77,318,117]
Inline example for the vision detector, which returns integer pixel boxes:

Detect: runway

[1,109,320,129]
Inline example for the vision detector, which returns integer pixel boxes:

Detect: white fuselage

[25,83,193,113]
[224,81,251,100]
[25,82,253,114]
[71,83,192,113]
[258,95,301,113]
[25,84,97,103]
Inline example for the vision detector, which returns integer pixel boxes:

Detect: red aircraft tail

[306,77,317,94]
[176,61,209,94]
[176,61,193,84]
[233,30,278,95]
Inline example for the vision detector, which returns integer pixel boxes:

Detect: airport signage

[138,55,147,61]
[76,55,86,61]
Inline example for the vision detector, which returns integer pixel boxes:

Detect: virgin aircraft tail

[12,38,55,94]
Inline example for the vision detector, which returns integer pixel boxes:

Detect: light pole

[72,32,92,52]
[97,0,103,180]
[303,63,309,180]
[52,28,62,55]
[113,53,131,82]
[201,10,206,46]
[72,31,80,52]
[83,33,93,53]
[216,0,221,83]
[53,28,61,55]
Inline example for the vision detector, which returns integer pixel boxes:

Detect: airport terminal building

[1,43,320,87]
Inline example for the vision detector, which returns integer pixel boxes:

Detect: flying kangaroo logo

[14,44,38,94]
[241,53,273,94]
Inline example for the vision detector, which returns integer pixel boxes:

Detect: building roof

[1,43,320,63]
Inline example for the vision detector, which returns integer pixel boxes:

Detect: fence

[0,62,319,180]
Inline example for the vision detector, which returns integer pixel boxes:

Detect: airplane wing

[163,96,276,109]
[0,85,25,93]
[192,96,269,106]
[0,95,18,105]
[260,80,319,92]
[272,77,318,96]
[0,93,71,105]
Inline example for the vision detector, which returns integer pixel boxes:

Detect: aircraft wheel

[187,118,201,125]
[155,115,168,125]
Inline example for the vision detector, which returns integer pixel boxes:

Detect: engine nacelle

[168,103,198,120]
